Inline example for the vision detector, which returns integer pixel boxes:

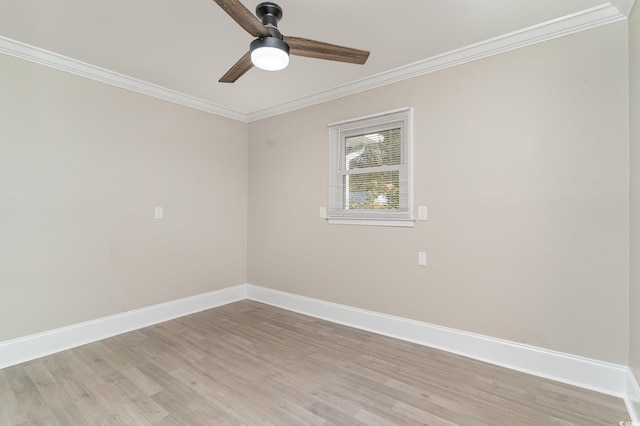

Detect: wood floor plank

[0,300,630,425]
[0,390,23,425]
[393,400,463,426]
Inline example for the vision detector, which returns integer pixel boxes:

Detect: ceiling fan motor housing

[251,3,289,71]
[250,36,289,56]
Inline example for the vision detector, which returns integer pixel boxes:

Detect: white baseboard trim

[0,284,247,369]
[0,282,632,410]
[246,284,629,398]
[627,369,640,422]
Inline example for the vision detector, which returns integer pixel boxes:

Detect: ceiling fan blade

[212,0,269,38]
[284,36,370,65]
[219,51,254,83]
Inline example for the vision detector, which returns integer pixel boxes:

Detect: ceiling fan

[213,0,370,83]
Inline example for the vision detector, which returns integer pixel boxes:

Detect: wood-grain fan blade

[212,0,269,38]
[219,51,254,83]
[284,36,370,65]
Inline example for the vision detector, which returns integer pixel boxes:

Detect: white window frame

[328,107,414,227]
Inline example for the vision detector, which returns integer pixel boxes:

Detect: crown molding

[247,2,625,122]
[0,36,248,123]
[0,3,627,124]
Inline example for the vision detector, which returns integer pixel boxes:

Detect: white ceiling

[0,0,633,121]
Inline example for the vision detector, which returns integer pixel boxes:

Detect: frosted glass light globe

[251,46,289,71]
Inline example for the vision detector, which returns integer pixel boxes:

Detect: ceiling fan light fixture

[250,37,290,71]
[215,0,369,83]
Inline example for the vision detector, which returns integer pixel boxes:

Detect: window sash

[328,107,413,224]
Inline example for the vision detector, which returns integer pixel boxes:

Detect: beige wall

[248,23,630,363]
[630,0,640,392]
[0,13,632,369]
[0,54,248,341]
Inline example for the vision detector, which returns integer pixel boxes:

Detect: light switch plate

[418,252,427,266]
[320,207,327,218]
[418,206,428,221]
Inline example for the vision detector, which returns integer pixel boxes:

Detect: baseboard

[246,284,629,398]
[0,282,632,407]
[627,369,640,422]
[0,284,248,369]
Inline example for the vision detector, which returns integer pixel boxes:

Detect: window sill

[328,218,415,227]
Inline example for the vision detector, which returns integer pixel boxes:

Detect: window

[328,107,413,226]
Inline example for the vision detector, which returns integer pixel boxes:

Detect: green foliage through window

[343,128,401,210]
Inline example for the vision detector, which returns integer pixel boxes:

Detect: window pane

[344,170,400,209]
[345,128,401,169]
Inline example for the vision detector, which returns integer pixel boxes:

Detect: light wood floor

[0,300,630,425]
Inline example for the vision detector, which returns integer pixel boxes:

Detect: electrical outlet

[154,207,163,219]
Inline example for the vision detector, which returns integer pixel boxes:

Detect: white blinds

[328,108,413,222]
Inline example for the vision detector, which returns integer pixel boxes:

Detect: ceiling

[0,0,633,121]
